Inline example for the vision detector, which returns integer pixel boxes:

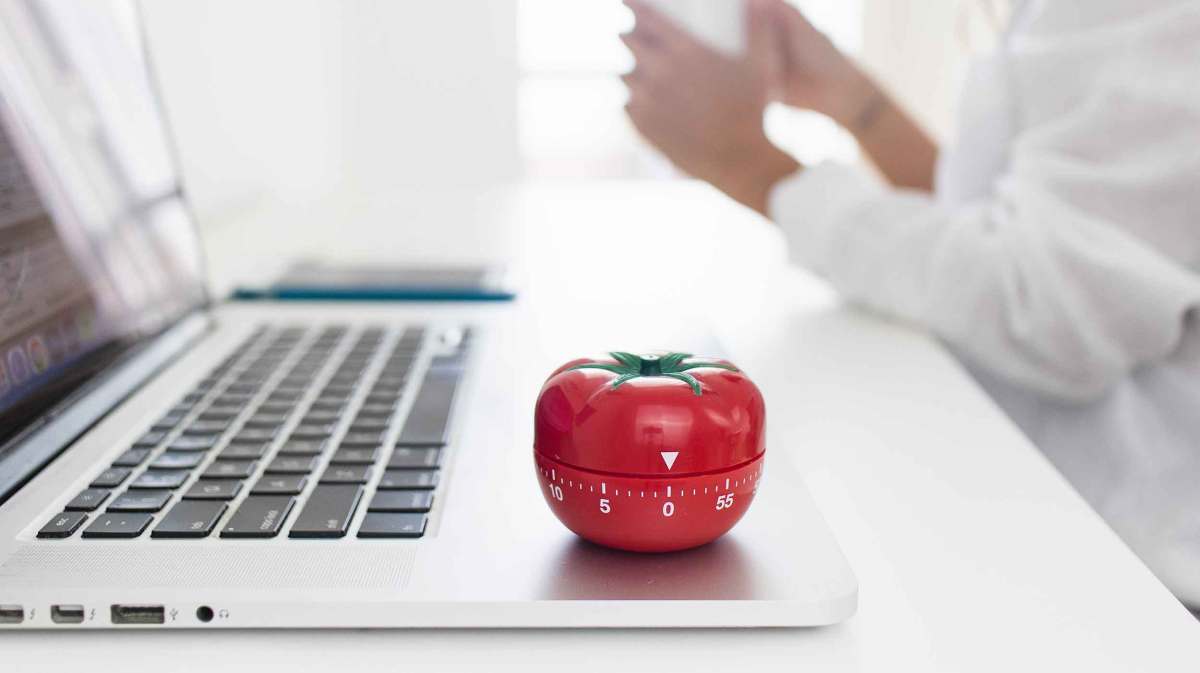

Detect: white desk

[5,181,1198,671]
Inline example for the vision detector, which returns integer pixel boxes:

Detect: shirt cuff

[767,162,886,277]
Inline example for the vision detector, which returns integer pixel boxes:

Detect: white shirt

[769,0,1200,606]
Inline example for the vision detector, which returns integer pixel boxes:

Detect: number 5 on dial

[599,498,611,514]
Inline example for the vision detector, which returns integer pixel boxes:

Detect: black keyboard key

[330,448,379,465]
[184,480,243,500]
[112,448,151,467]
[301,410,340,424]
[133,430,168,447]
[91,467,132,488]
[288,484,363,538]
[81,512,152,538]
[38,512,88,538]
[256,401,295,415]
[199,406,241,421]
[340,431,386,447]
[221,496,296,538]
[170,435,219,452]
[130,470,190,490]
[348,418,390,433]
[320,465,372,484]
[368,491,433,513]
[291,424,336,439]
[375,375,406,388]
[184,420,231,435]
[108,490,172,512]
[168,402,195,416]
[397,327,425,343]
[357,512,426,538]
[363,393,400,407]
[201,461,257,480]
[216,393,254,406]
[265,456,318,474]
[151,500,227,538]
[244,413,289,428]
[374,375,408,389]
[251,475,307,495]
[152,413,185,432]
[396,368,460,446]
[378,470,439,490]
[316,392,351,405]
[388,448,441,470]
[232,428,279,443]
[278,439,328,456]
[220,443,269,460]
[150,451,205,470]
[65,488,110,512]
[357,403,397,417]
[308,398,346,411]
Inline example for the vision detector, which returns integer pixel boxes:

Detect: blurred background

[138,0,998,226]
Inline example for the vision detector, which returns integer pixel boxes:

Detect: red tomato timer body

[533,352,765,552]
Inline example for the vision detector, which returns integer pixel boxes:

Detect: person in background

[621,0,1200,608]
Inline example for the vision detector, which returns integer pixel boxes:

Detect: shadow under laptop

[541,535,757,601]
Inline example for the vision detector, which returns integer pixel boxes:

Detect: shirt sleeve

[768,162,1200,401]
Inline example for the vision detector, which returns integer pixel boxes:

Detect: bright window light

[517,0,863,178]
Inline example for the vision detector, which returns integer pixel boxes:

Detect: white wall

[339,1,518,194]
[139,0,518,225]
[139,0,344,223]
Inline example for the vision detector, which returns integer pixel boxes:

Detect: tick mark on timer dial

[540,455,763,551]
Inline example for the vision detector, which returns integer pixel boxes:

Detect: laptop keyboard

[34,322,469,541]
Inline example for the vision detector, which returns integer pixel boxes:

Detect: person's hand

[765,0,936,189]
[621,0,800,215]
[763,0,879,129]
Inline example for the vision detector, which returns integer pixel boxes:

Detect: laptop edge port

[110,604,165,625]
[51,604,85,624]
[0,604,23,624]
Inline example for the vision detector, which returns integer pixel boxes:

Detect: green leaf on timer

[567,352,738,396]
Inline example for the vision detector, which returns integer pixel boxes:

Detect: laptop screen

[0,0,205,446]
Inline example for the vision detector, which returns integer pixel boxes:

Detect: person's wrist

[717,141,801,216]
[820,62,881,131]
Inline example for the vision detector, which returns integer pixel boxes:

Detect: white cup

[640,0,745,55]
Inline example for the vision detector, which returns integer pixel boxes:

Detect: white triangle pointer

[660,451,679,470]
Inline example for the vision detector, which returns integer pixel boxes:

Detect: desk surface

[5,181,1198,671]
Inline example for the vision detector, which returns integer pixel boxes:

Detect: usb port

[0,605,23,624]
[110,604,164,625]
[51,604,85,624]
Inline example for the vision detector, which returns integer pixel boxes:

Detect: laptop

[0,0,856,629]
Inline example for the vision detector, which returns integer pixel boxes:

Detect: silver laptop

[0,0,855,629]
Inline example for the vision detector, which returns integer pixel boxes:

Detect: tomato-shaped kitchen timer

[534,352,765,552]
